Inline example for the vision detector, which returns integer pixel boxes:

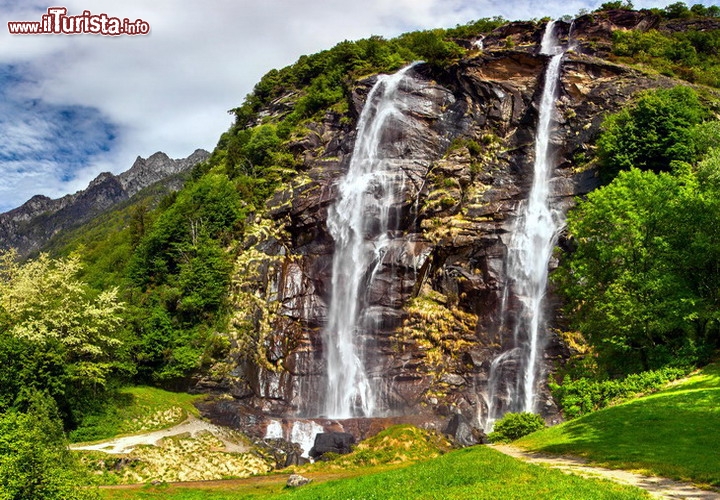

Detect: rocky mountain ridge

[0,149,209,256]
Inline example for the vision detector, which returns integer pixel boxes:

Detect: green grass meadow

[517,363,720,487]
[71,386,202,443]
[92,366,720,498]
[100,445,649,500]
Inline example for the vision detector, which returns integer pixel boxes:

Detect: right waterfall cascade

[484,20,567,431]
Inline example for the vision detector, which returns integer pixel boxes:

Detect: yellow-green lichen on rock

[225,215,292,374]
[395,284,477,371]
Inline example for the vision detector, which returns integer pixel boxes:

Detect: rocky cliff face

[197,13,686,438]
[0,149,209,257]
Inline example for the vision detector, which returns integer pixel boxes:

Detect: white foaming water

[540,20,561,55]
[264,420,324,458]
[265,419,283,440]
[485,21,565,429]
[290,420,325,458]
[323,64,418,419]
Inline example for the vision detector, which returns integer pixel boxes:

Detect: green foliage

[488,412,545,442]
[518,363,720,487]
[444,17,505,39]
[70,386,201,443]
[664,1,692,19]
[597,1,634,11]
[612,27,720,87]
[0,251,126,427]
[597,86,707,180]
[300,425,454,472]
[0,393,98,499]
[229,19,504,128]
[124,173,240,385]
[550,366,689,418]
[397,30,465,68]
[557,165,720,374]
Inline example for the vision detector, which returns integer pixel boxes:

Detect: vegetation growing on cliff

[597,86,713,179]
[28,4,718,396]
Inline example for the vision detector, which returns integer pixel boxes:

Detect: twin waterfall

[322,65,417,418]
[321,21,566,424]
[485,21,566,428]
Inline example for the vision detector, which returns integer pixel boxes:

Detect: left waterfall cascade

[322,64,420,419]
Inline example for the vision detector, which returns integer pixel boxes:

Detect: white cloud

[0,0,715,212]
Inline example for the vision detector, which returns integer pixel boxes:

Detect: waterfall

[485,21,565,429]
[322,64,418,419]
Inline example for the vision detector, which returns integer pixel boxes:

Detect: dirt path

[70,416,249,454]
[491,444,720,500]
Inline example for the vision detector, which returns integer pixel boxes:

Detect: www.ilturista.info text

[8,7,150,35]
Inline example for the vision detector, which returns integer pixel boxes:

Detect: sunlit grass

[70,386,203,443]
[100,445,650,499]
[517,364,720,488]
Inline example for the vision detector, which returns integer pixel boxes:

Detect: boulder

[444,413,486,447]
[287,474,312,488]
[309,432,355,459]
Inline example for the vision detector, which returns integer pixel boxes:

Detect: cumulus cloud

[0,0,715,212]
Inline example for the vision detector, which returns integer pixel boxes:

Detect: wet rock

[309,432,356,459]
[440,374,467,386]
[197,18,691,432]
[444,413,486,446]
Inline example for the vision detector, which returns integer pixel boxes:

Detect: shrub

[488,412,545,442]
[550,366,689,419]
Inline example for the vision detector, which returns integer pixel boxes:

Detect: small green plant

[488,412,545,442]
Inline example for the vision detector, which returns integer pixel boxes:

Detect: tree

[126,173,240,385]
[0,251,125,426]
[0,393,98,499]
[597,86,707,180]
[398,30,464,68]
[557,167,720,374]
[664,2,692,19]
[598,1,634,11]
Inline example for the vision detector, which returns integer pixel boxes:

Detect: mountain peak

[0,149,210,256]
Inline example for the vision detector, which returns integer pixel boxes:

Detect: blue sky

[0,0,715,212]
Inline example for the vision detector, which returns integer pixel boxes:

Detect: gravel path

[70,416,250,454]
[491,444,720,500]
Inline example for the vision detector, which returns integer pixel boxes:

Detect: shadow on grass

[522,385,720,487]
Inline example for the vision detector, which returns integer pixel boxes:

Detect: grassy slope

[100,446,650,500]
[71,386,202,443]
[517,363,720,487]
